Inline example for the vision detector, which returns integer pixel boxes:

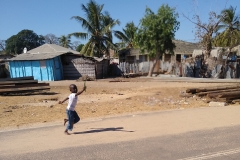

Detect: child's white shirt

[67,93,78,111]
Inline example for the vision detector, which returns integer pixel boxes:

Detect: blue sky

[0,0,239,44]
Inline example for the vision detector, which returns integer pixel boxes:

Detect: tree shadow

[73,127,134,134]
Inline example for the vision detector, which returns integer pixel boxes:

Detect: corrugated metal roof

[9,44,80,61]
[193,47,224,57]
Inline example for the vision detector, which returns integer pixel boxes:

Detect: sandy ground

[0,78,231,129]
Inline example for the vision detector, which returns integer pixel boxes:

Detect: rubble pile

[181,47,240,79]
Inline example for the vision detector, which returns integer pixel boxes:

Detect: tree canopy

[58,35,72,49]
[76,44,84,52]
[136,5,179,57]
[213,6,240,48]
[114,21,138,49]
[5,30,45,54]
[136,5,179,76]
[184,5,240,56]
[101,11,120,58]
[69,0,119,57]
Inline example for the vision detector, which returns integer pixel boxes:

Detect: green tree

[136,5,180,76]
[213,30,240,48]
[114,21,138,49]
[101,11,120,58]
[213,6,240,48]
[5,30,45,54]
[76,44,84,52]
[69,0,119,57]
[58,35,72,49]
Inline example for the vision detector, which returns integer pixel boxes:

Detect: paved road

[1,106,240,160]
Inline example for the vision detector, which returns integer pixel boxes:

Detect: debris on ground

[183,85,240,104]
[0,76,50,95]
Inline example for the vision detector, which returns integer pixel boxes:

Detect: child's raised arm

[75,86,86,97]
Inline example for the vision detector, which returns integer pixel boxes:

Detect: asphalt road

[2,125,240,160]
[1,106,240,160]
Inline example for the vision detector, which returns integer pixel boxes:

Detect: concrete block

[209,102,226,107]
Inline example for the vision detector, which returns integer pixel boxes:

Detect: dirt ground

[0,78,232,129]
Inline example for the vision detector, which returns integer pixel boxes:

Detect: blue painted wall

[9,57,63,81]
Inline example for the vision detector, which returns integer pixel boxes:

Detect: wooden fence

[118,62,152,74]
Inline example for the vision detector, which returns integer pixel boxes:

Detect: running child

[59,84,86,135]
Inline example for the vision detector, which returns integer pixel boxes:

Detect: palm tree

[215,6,240,48]
[114,22,138,49]
[213,30,240,47]
[101,11,120,58]
[58,35,72,49]
[69,0,119,57]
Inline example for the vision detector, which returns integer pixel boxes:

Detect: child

[59,84,86,135]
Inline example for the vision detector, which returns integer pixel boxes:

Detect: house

[168,40,202,62]
[118,48,148,74]
[61,54,109,80]
[119,40,201,63]
[118,40,201,75]
[118,48,147,63]
[8,44,109,81]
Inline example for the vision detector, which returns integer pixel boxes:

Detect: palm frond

[102,36,118,50]
[58,35,72,49]
[113,30,129,42]
[81,41,92,56]
[69,32,89,40]
[71,16,94,33]
[81,3,90,16]
[87,0,102,31]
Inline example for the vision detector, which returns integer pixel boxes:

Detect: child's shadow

[73,127,134,134]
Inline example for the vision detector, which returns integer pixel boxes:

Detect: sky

[0,0,239,44]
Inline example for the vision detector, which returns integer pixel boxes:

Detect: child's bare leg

[64,129,70,135]
[64,119,68,126]
[64,121,73,135]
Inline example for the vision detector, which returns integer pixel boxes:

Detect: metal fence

[118,62,152,74]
